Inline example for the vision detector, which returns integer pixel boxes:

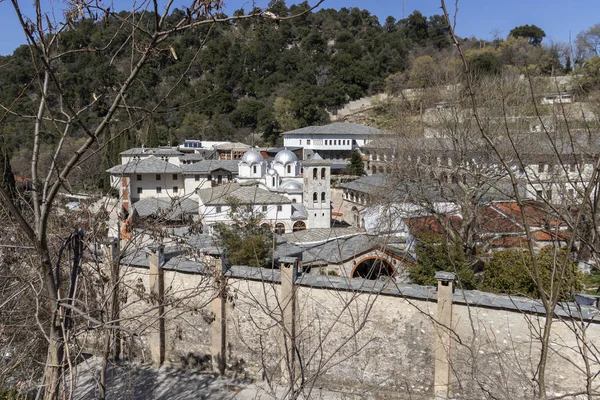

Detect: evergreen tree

[349,150,364,175]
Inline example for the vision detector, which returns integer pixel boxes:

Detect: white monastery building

[107,146,332,233]
[282,122,384,160]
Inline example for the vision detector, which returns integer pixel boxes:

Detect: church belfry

[303,153,331,229]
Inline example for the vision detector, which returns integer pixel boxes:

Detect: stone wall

[118,263,600,399]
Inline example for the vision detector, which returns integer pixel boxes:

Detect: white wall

[129,173,185,201]
[200,203,297,233]
[284,134,369,151]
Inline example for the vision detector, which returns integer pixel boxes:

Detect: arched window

[321,168,326,179]
[321,192,326,203]
[293,221,306,231]
[274,223,285,235]
[313,168,318,179]
[313,192,318,202]
[253,165,257,174]
[261,223,271,232]
[287,165,291,174]
[272,177,275,186]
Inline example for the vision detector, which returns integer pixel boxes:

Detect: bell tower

[302,153,331,229]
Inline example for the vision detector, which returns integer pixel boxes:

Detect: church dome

[266,168,277,176]
[274,149,297,164]
[241,150,264,164]
[280,180,303,193]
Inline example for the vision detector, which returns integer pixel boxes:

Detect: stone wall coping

[121,251,600,323]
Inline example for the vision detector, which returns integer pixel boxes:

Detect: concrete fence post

[279,257,298,385]
[107,237,121,360]
[148,245,165,366]
[434,271,455,399]
[211,255,228,374]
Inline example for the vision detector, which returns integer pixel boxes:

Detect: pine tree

[349,150,365,176]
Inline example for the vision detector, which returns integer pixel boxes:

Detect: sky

[0,0,597,56]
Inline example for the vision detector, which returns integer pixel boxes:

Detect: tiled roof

[197,183,291,206]
[283,122,385,136]
[404,215,462,236]
[181,160,239,174]
[106,156,182,175]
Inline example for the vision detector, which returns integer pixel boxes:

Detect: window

[321,168,326,179]
[253,165,257,174]
[173,174,178,180]
[321,192,326,203]
[137,187,143,194]
[277,205,283,212]
[272,177,276,186]
[325,140,328,145]
[299,140,302,145]
[262,205,268,212]
[216,206,221,213]
[538,162,545,173]
[287,165,291,174]
[313,192,318,202]
[307,139,311,145]
[136,174,142,181]
[173,186,179,193]
[195,174,200,181]
[156,187,162,194]
[156,174,161,180]
[313,168,318,179]
[275,223,285,234]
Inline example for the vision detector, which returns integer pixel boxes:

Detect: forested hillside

[0,2,597,190]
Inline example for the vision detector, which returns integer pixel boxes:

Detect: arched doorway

[274,223,286,235]
[293,221,306,231]
[352,257,394,280]
[351,206,359,227]
[261,223,271,232]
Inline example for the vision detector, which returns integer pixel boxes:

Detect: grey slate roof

[282,227,363,245]
[106,156,181,175]
[121,147,183,156]
[132,196,198,219]
[180,150,216,162]
[180,160,239,174]
[300,234,413,265]
[197,183,292,206]
[291,203,308,219]
[214,142,252,150]
[341,174,522,203]
[283,122,385,136]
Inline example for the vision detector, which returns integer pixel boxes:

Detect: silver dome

[274,149,297,164]
[266,168,277,176]
[280,180,303,193]
[241,150,264,164]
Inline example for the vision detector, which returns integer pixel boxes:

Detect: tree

[408,55,437,88]
[481,248,582,300]
[576,23,600,61]
[348,150,364,176]
[509,24,546,46]
[0,2,324,399]
[469,52,502,77]
[410,233,477,289]
[214,198,274,268]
